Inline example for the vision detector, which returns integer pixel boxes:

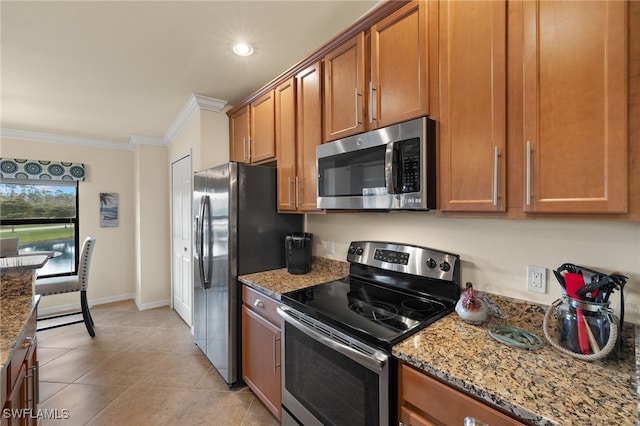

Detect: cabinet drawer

[400,363,524,426]
[242,285,280,325]
[7,309,36,395]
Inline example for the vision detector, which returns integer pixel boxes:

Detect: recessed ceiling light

[233,43,253,57]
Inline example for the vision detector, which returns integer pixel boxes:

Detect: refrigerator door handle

[198,195,211,289]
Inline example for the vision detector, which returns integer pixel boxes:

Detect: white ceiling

[1,0,380,145]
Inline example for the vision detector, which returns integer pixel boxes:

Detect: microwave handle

[384,141,402,194]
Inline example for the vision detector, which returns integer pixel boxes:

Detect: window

[0,180,80,277]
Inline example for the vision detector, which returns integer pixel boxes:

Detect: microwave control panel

[400,138,420,193]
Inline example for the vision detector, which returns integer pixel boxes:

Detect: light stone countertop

[239,258,639,426]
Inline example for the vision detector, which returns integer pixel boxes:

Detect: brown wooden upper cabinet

[438,0,507,213]
[520,0,627,214]
[275,63,324,213]
[275,77,297,212]
[439,0,630,217]
[323,0,429,142]
[229,90,276,164]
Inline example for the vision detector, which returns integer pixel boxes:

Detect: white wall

[307,213,640,324]
[134,143,170,308]
[1,137,137,310]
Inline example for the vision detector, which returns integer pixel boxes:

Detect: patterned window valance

[0,158,86,181]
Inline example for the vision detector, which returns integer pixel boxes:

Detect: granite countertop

[0,294,40,372]
[393,294,638,426]
[1,259,45,377]
[239,256,350,301]
[240,258,639,425]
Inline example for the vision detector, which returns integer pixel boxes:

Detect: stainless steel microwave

[316,116,436,210]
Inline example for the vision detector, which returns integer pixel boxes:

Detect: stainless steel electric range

[277,241,461,426]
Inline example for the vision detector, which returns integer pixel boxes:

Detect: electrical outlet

[326,240,334,255]
[527,265,547,293]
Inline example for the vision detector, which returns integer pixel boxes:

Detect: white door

[171,155,192,326]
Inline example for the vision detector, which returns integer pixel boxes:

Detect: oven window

[318,145,385,197]
[284,323,380,425]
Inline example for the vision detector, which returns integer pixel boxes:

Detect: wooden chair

[35,236,97,337]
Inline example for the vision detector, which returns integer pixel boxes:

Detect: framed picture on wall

[100,192,118,227]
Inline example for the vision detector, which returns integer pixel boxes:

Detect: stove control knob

[355,247,364,255]
[439,261,451,272]
[348,246,357,255]
[426,258,437,268]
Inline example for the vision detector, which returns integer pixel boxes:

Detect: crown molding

[163,94,227,144]
[1,94,227,151]
[129,134,165,147]
[0,128,135,151]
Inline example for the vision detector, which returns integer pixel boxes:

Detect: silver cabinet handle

[464,417,489,426]
[273,335,281,372]
[526,140,532,206]
[354,88,361,127]
[26,360,39,406]
[253,299,265,309]
[22,336,35,348]
[369,81,377,124]
[295,176,300,208]
[287,177,293,207]
[247,136,252,162]
[242,137,247,162]
[492,146,499,206]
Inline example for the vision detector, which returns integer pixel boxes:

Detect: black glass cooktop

[281,277,452,351]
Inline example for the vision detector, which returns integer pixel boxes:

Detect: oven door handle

[277,306,387,373]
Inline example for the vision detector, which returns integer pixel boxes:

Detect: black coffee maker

[285,233,312,275]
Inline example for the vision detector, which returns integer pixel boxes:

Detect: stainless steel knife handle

[492,146,499,206]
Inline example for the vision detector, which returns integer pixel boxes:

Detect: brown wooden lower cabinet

[2,307,38,426]
[398,362,525,426]
[241,285,281,420]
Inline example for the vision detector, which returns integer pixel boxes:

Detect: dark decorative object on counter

[285,232,312,275]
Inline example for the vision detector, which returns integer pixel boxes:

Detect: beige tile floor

[37,300,279,426]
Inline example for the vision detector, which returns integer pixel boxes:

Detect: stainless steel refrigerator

[193,162,302,387]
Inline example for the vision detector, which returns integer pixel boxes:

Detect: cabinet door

[230,106,250,163]
[276,78,297,211]
[251,90,276,163]
[522,0,627,214]
[241,305,281,420]
[296,62,323,212]
[324,32,366,142]
[400,363,524,426]
[370,0,429,129]
[439,0,507,212]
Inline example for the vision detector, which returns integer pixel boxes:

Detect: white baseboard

[37,293,169,315]
[133,297,170,311]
